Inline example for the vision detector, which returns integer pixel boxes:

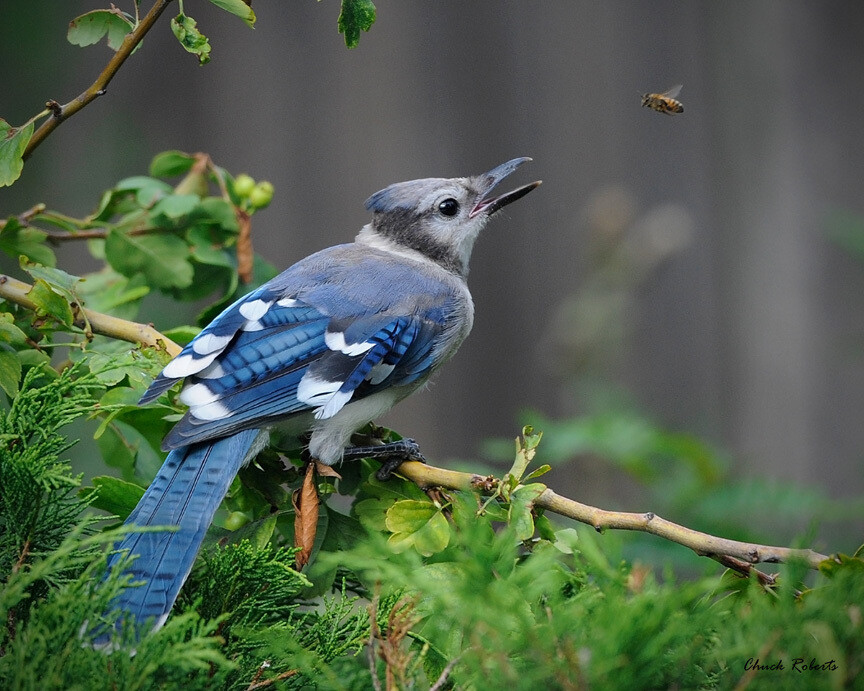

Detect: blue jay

[101,158,540,638]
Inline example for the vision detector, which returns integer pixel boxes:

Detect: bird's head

[362,158,541,276]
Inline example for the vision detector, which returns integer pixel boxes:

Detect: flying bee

[641,84,684,115]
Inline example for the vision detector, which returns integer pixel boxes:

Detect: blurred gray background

[3,2,864,545]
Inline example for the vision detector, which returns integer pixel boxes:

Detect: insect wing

[660,84,683,99]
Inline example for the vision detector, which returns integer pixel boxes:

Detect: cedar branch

[394,461,831,571]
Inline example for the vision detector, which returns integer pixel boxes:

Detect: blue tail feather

[101,428,261,638]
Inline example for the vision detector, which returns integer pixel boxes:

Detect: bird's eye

[438,198,459,217]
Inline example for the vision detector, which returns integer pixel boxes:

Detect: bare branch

[394,461,832,571]
[23,0,176,160]
[0,274,181,356]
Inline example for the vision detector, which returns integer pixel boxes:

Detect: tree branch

[23,0,175,160]
[394,461,832,571]
[0,274,181,356]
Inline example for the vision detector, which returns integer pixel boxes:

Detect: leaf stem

[22,0,176,161]
[394,461,832,571]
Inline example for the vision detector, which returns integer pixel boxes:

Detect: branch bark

[23,0,175,160]
[0,274,181,356]
[394,461,832,571]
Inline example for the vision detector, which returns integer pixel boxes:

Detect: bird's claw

[374,439,427,480]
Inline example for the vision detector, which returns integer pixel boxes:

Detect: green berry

[223,511,249,530]
[233,173,256,198]
[249,180,275,209]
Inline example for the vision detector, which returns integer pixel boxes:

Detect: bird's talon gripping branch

[375,459,406,481]
[341,438,427,480]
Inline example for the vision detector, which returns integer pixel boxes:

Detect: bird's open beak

[469,157,542,218]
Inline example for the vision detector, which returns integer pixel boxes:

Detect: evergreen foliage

[0,370,861,688]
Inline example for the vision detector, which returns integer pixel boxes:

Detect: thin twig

[712,554,776,587]
[17,204,46,224]
[712,553,804,597]
[23,0,176,160]
[245,669,299,690]
[12,540,31,574]
[394,461,832,571]
[0,274,180,356]
[246,661,270,689]
[368,590,383,691]
[429,653,463,691]
[39,227,160,243]
[42,229,109,242]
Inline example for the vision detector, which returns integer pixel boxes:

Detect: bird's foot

[342,438,427,480]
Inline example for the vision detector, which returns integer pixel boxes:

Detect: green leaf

[385,499,450,556]
[524,464,552,482]
[354,497,394,532]
[0,314,29,346]
[96,418,164,482]
[210,515,277,551]
[818,552,864,578]
[85,349,160,387]
[105,229,194,290]
[67,9,134,51]
[194,197,239,232]
[170,262,235,303]
[0,347,22,397]
[338,0,376,49]
[150,194,200,221]
[206,0,256,28]
[535,513,556,542]
[87,476,145,518]
[0,217,55,265]
[301,508,367,596]
[551,528,580,554]
[171,14,212,65]
[385,502,439,534]
[150,150,197,178]
[21,260,82,299]
[26,279,74,326]
[78,268,150,320]
[16,348,51,368]
[113,175,174,205]
[187,226,234,268]
[90,386,174,453]
[97,383,143,409]
[508,483,547,541]
[0,119,34,187]
[358,471,426,503]
[162,325,201,346]
[91,189,138,223]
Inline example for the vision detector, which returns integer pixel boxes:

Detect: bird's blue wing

[141,283,446,449]
[140,285,321,404]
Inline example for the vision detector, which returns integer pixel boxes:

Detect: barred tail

[101,428,261,638]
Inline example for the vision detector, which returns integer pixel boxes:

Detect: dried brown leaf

[293,462,319,569]
[314,460,342,479]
